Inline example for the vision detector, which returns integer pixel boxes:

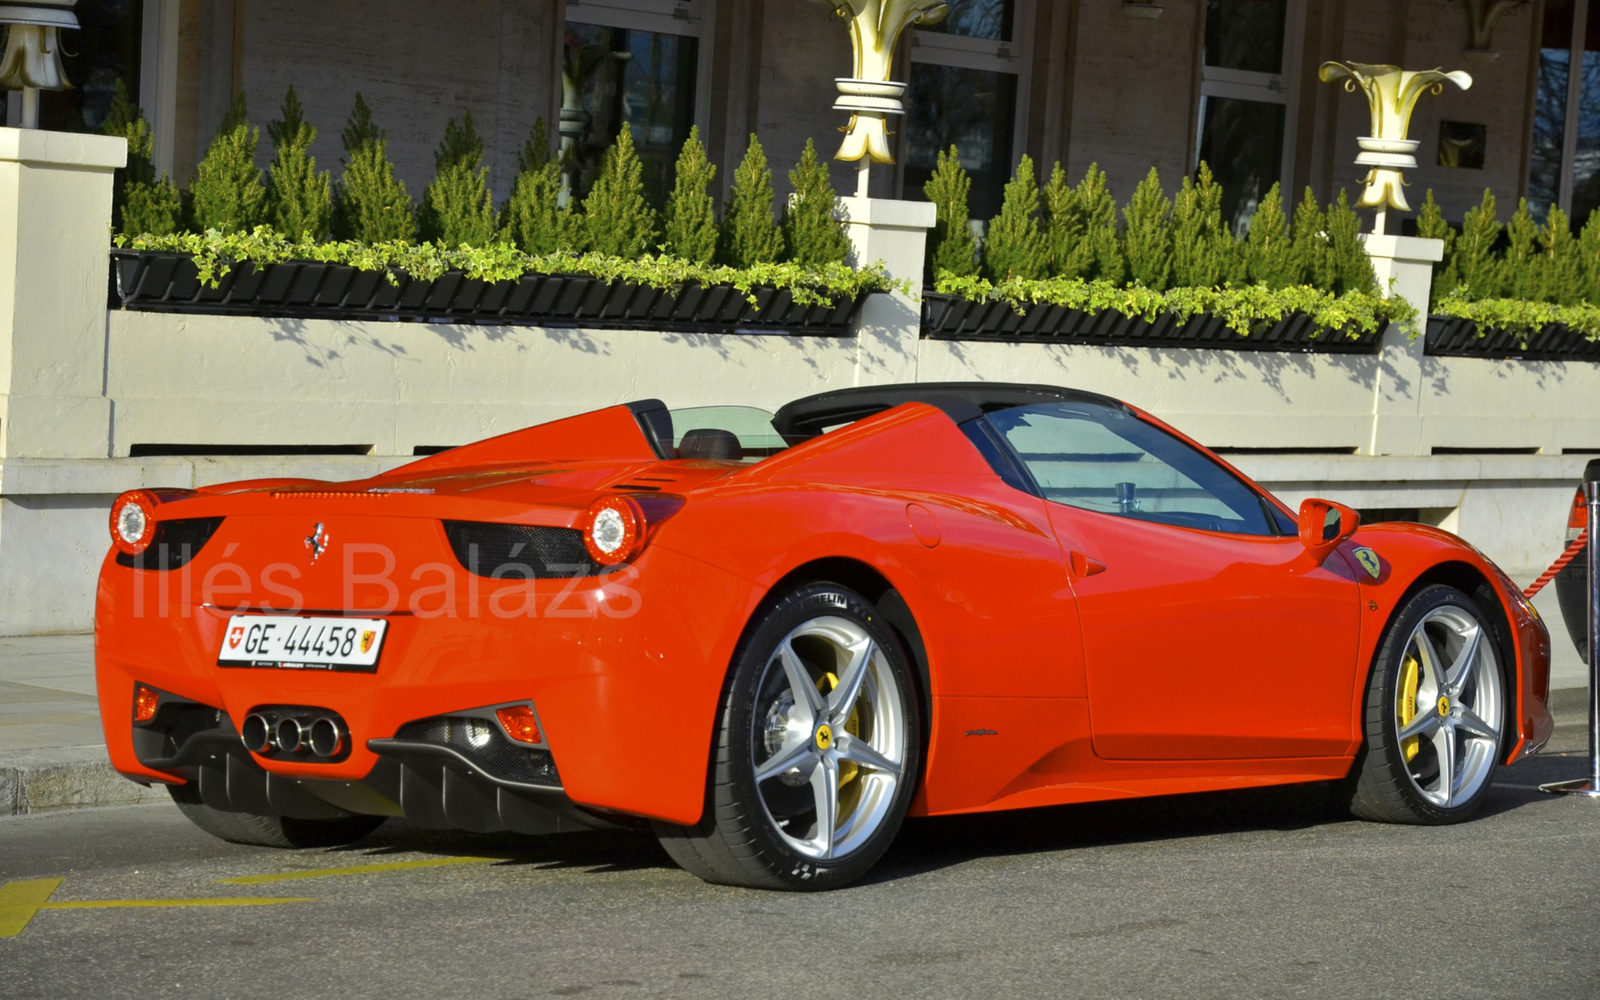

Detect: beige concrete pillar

[838,196,936,387]
[1362,233,1444,457]
[0,128,126,459]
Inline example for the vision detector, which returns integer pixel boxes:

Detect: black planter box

[1425,314,1600,361]
[109,250,865,336]
[921,292,1385,354]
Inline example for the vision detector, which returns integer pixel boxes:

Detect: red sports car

[95,383,1554,890]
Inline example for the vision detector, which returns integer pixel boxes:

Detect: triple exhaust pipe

[241,710,348,759]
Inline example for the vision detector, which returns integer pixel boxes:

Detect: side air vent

[114,517,226,570]
[394,716,562,787]
[441,521,599,579]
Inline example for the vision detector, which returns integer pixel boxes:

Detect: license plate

[217,615,388,672]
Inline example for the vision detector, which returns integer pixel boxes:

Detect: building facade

[1,0,1579,227]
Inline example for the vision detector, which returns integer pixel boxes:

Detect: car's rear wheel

[168,784,386,848]
[653,582,921,890]
[1347,584,1507,824]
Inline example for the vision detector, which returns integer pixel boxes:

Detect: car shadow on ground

[293,751,1593,888]
[864,750,1595,886]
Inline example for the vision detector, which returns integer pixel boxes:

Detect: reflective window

[1529,0,1600,229]
[1197,95,1286,232]
[905,65,1018,222]
[563,22,697,204]
[1196,0,1296,232]
[907,0,1026,220]
[1205,0,1286,74]
[4,0,143,132]
[989,403,1275,537]
[917,0,1014,41]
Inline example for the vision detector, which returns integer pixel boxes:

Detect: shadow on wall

[932,339,1383,404]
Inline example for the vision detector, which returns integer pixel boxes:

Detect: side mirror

[1297,498,1360,557]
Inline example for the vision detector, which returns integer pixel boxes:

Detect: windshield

[665,406,788,463]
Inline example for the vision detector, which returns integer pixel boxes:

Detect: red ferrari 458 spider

[95,383,1554,890]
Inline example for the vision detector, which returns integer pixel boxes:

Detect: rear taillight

[580,494,684,567]
[1569,487,1589,542]
[109,491,158,555]
[583,496,644,566]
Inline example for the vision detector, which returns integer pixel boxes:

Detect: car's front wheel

[654,582,921,890]
[168,784,386,848]
[1347,584,1507,824]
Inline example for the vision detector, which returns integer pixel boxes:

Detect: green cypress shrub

[662,126,718,263]
[1075,164,1125,285]
[502,119,568,255]
[581,124,659,258]
[719,134,784,267]
[1244,183,1298,288]
[1416,189,1459,299]
[419,112,499,247]
[103,80,182,237]
[1454,189,1501,300]
[1535,207,1582,306]
[1043,162,1091,279]
[1497,198,1540,301]
[1170,163,1232,288]
[1288,188,1329,292]
[783,138,850,267]
[1326,189,1376,295]
[1122,167,1174,290]
[924,146,978,277]
[982,154,1047,282]
[333,95,416,243]
[264,86,333,241]
[1578,212,1600,305]
[188,92,267,233]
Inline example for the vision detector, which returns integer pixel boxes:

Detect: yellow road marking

[219,855,500,884]
[1,878,310,939]
[0,879,63,939]
[41,898,310,909]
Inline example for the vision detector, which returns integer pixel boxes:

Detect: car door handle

[1070,552,1107,577]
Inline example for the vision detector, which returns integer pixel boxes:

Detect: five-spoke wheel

[653,582,921,890]
[1348,584,1507,823]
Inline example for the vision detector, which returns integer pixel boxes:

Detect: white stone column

[0,128,126,459]
[837,196,936,387]
[1361,233,1443,457]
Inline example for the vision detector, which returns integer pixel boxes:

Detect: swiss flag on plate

[228,627,244,649]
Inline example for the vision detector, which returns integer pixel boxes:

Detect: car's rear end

[94,453,760,838]
[1554,458,1600,664]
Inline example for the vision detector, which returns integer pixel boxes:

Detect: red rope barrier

[1524,530,1590,599]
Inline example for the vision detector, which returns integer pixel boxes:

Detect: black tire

[1346,584,1508,825]
[653,582,922,891]
[168,784,386,848]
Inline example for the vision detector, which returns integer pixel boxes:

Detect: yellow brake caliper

[818,672,863,791]
[1398,655,1421,762]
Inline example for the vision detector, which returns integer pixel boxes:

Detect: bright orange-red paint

[94,399,1554,828]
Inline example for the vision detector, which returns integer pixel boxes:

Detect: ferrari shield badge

[1353,546,1382,580]
[360,630,376,654]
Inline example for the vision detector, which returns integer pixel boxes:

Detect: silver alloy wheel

[1395,605,1504,809]
[752,616,908,861]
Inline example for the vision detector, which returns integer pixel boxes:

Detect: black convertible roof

[770,382,1128,440]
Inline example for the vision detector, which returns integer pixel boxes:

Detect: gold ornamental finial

[1319,61,1472,233]
[811,0,948,188]
[0,1,79,128]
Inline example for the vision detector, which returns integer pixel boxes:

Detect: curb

[0,745,165,816]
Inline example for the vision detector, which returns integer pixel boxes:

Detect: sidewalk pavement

[1,634,1593,817]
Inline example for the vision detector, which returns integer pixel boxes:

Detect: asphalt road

[3,733,1598,999]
